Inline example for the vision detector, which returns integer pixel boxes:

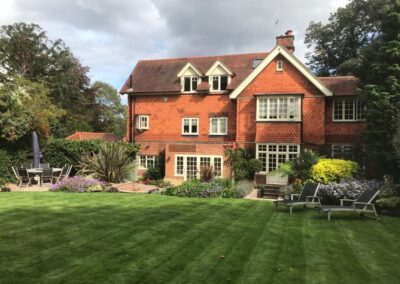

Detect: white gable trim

[205,60,234,76]
[229,46,333,99]
[177,62,203,78]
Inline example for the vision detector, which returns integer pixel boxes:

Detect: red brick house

[120,31,365,184]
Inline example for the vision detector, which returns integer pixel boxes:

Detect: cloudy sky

[0,0,348,104]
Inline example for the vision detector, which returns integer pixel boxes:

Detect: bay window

[257,96,301,121]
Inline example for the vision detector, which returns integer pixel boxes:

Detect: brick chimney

[276,30,295,52]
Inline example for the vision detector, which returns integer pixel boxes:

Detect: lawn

[0,193,399,283]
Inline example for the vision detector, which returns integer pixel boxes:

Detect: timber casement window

[257,96,301,121]
[137,115,149,130]
[183,76,198,92]
[256,143,300,172]
[175,155,223,180]
[139,155,158,169]
[333,98,365,121]
[209,117,228,135]
[182,118,199,135]
[211,75,228,91]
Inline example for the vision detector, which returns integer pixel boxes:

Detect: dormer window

[276,60,283,71]
[177,62,204,93]
[183,76,198,92]
[211,75,228,91]
[206,60,233,93]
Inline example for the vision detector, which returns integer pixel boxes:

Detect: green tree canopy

[92,81,126,138]
[305,0,400,177]
[0,22,95,137]
[0,76,65,141]
[305,0,390,76]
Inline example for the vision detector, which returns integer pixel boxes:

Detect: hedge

[42,139,140,171]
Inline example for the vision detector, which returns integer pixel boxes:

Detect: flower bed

[50,176,105,192]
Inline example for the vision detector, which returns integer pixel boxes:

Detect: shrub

[376,197,400,209]
[50,176,105,192]
[279,149,321,181]
[1,187,11,192]
[224,147,262,181]
[143,167,163,180]
[78,142,135,183]
[310,158,360,184]
[161,178,250,198]
[318,178,382,205]
[199,166,213,182]
[233,180,254,198]
[0,149,27,182]
[0,178,6,188]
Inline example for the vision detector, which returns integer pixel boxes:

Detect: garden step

[257,184,282,199]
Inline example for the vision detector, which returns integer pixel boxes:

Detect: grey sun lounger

[315,188,380,221]
[275,183,321,214]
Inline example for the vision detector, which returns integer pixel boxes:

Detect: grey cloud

[0,0,347,100]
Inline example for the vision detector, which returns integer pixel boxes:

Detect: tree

[91,81,126,138]
[359,1,400,177]
[305,0,388,75]
[306,0,400,177]
[0,76,65,141]
[0,22,96,137]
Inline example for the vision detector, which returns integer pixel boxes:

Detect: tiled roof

[120,52,269,94]
[120,52,358,96]
[318,76,359,96]
[65,132,120,141]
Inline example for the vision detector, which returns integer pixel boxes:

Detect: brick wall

[325,97,365,143]
[236,55,325,145]
[131,94,236,143]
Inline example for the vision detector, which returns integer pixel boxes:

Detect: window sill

[256,120,301,123]
[332,120,366,123]
[181,134,199,136]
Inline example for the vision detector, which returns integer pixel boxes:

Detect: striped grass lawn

[0,192,399,283]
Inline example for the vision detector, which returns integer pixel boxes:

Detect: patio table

[27,168,63,186]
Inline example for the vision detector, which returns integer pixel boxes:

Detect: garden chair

[52,169,63,183]
[16,168,33,187]
[11,166,19,180]
[39,163,50,168]
[275,183,320,214]
[315,188,380,221]
[59,165,72,181]
[41,168,54,186]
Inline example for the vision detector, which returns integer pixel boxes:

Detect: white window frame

[256,96,301,122]
[181,118,199,135]
[333,98,365,122]
[139,155,157,169]
[209,117,228,135]
[181,76,199,93]
[137,115,149,130]
[276,60,283,71]
[174,154,223,180]
[256,143,300,173]
[209,75,230,92]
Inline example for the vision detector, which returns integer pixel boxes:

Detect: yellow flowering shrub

[310,159,360,184]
